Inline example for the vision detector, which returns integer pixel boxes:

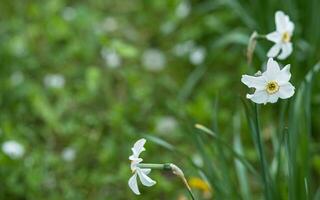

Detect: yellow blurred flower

[188,177,212,198]
[177,193,188,200]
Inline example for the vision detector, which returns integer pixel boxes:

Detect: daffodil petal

[287,21,294,33]
[279,83,295,99]
[241,75,266,90]
[141,168,151,175]
[128,173,140,195]
[276,64,291,84]
[264,58,281,80]
[266,31,282,43]
[275,11,287,33]
[268,93,280,103]
[131,138,146,157]
[277,43,292,60]
[137,168,156,187]
[267,44,281,58]
[246,90,269,104]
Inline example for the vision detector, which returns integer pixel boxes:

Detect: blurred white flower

[192,154,203,167]
[102,17,118,32]
[101,48,121,68]
[241,58,295,104]
[142,49,166,71]
[10,71,24,86]
[189,47,206,65]
[128,138,156,195]
[62,147,76,162]
[173,40,195,57]
[10,37,26,57]
[62,7,76,21]
[44,74,65,89]
[160,21,176,35]
[156,116,177,134]
[2,140,25,159]
[266,11,294,60]
[176,1,191,18]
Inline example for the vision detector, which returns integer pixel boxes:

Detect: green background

[0,0,319,199]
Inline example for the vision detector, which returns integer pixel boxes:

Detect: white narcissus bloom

[266,11,294,60]
[128,138,156,195]
[241,58,295,104]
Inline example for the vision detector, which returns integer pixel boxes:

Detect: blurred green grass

[0,0,319,199]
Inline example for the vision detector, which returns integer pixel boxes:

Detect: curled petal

[137,168,156,187]
[241,75,266,90]
[267,44,281,58]
[276,64,291,84]
[128,173,140,195]
[278,43,293,60]
[131,138,146,157]
[266,31,282,43]
[246,90,269,104]
[279,83,295,99]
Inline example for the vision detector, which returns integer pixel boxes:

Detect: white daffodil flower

[128,138,156,195]
[266,11,294,60]
[241,58,295,104]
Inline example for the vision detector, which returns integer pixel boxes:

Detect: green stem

[255,34,266,39]
[254,104,271,200]
[137,163,165,170]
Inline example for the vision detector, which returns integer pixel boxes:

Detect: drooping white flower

[128,138,156,195]
[2,140,25,159]
[241,58,295,104]
[44,74,65,89]
[266,11,294,60]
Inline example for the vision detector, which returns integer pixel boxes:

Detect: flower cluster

[128,10,299,198]
[243,10,295,104]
